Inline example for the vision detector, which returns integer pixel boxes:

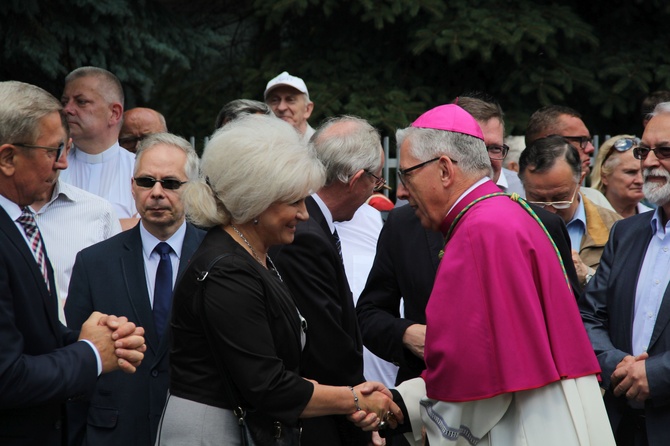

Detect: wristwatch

[584,270,595,285]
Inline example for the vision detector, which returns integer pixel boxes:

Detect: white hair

[651,101,670,117]
[134,133,199,181]
[396,127,492,178]
[184,114,325,227]
[311,116,383,185]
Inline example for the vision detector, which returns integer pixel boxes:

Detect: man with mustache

[580,102,670,445]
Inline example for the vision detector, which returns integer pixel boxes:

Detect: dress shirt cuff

[80,339,103,376]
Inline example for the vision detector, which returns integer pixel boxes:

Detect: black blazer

[0,206,98,446]
[168,228,313,425]
[356,203,581,384]
[64,222,205,446]
[270,196,367,446]
[579,211,670,444]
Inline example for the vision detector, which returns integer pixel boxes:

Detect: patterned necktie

[17,207,50,292]
[332,228,343,261]
[153,242,173,338]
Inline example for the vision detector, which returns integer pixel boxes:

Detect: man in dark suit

[580,104,670,445]
[271,116,385,446]
[0,81,145,446]
[357,97,581,391]
[65,133,205,446]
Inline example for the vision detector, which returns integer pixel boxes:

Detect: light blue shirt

[140,220,186,307]
[632,208,670,356]
[566,194,586,253]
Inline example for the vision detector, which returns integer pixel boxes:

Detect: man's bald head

[119,107,167,153]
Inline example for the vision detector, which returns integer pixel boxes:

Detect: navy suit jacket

[64,222,205,446]
[270,196,366,446]
[0,206,98,446]
[579,211,670,444]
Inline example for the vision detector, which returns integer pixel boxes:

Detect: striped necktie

[17,207,50,292]
[332,228,342,261]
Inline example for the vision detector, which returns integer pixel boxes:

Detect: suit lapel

[0,207,61,339]
[119,226,160,353]
[615,218,653,352]
[306,197,334,246]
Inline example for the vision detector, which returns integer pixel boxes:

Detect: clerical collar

[72,142,122,164]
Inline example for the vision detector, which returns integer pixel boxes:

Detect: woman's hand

[352,382,404,431]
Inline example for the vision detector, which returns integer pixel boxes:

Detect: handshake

[78,311,147,374]
[348,382,404,432]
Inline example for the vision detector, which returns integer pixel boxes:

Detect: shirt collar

[496,170,509,190]
[649,207,670,236]
[140,220,187,259]
[567,192,586,230]
[71,142,123,164]
[446,177,490,217]
[311,192,335,234]
[0,193,23,221]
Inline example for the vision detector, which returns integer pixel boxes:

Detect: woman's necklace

[230,225,283,282]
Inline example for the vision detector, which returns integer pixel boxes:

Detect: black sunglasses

[134,177,187,190]
[633,146,670,161]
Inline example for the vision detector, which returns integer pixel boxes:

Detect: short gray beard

[643,168,670,205]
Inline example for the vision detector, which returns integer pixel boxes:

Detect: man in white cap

[264,71,315,140]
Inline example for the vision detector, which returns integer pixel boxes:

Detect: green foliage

[1,0,670,143]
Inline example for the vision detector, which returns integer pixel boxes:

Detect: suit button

[151,370,159,377]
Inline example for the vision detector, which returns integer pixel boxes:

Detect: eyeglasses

[134,176,187,190]
[12,141,66,161]
[527,185,578,210]
[562,136,593,150]
[396,157,440,187]
[365,171,391,192]
[603,137,640,163]
[487,144,509,160]
[633,146,670,161]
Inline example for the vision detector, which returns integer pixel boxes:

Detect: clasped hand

[348,382,404,432]
[611,352,650,402]
[79,311,147,374]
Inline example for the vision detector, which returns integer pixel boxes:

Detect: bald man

[119,107,167,153]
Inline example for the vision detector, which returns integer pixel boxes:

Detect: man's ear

[304,100,314,120]
[437,155,456,188]
[348,169,366,191]
[0,144,17,177]
[109,103,123,127]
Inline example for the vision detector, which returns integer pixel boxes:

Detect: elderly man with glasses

[352,104,614,446]
[519,135,622,288]
[580,102,670,445]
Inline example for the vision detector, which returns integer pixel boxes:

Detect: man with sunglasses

[525,104,615,211]
[0,81,146,446]
[519,135,621,287]
[580,102,670,445]
[64,133,205,446]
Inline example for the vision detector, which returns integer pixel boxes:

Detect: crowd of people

[1,66,670,446]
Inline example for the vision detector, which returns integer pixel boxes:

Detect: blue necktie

[153,242,173,338]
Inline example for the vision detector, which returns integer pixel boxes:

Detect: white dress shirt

[32,180,122,323]
[139,221,186,307]
[60,142,137,218]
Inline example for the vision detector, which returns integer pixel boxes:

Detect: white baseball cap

[264,71,310,101]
